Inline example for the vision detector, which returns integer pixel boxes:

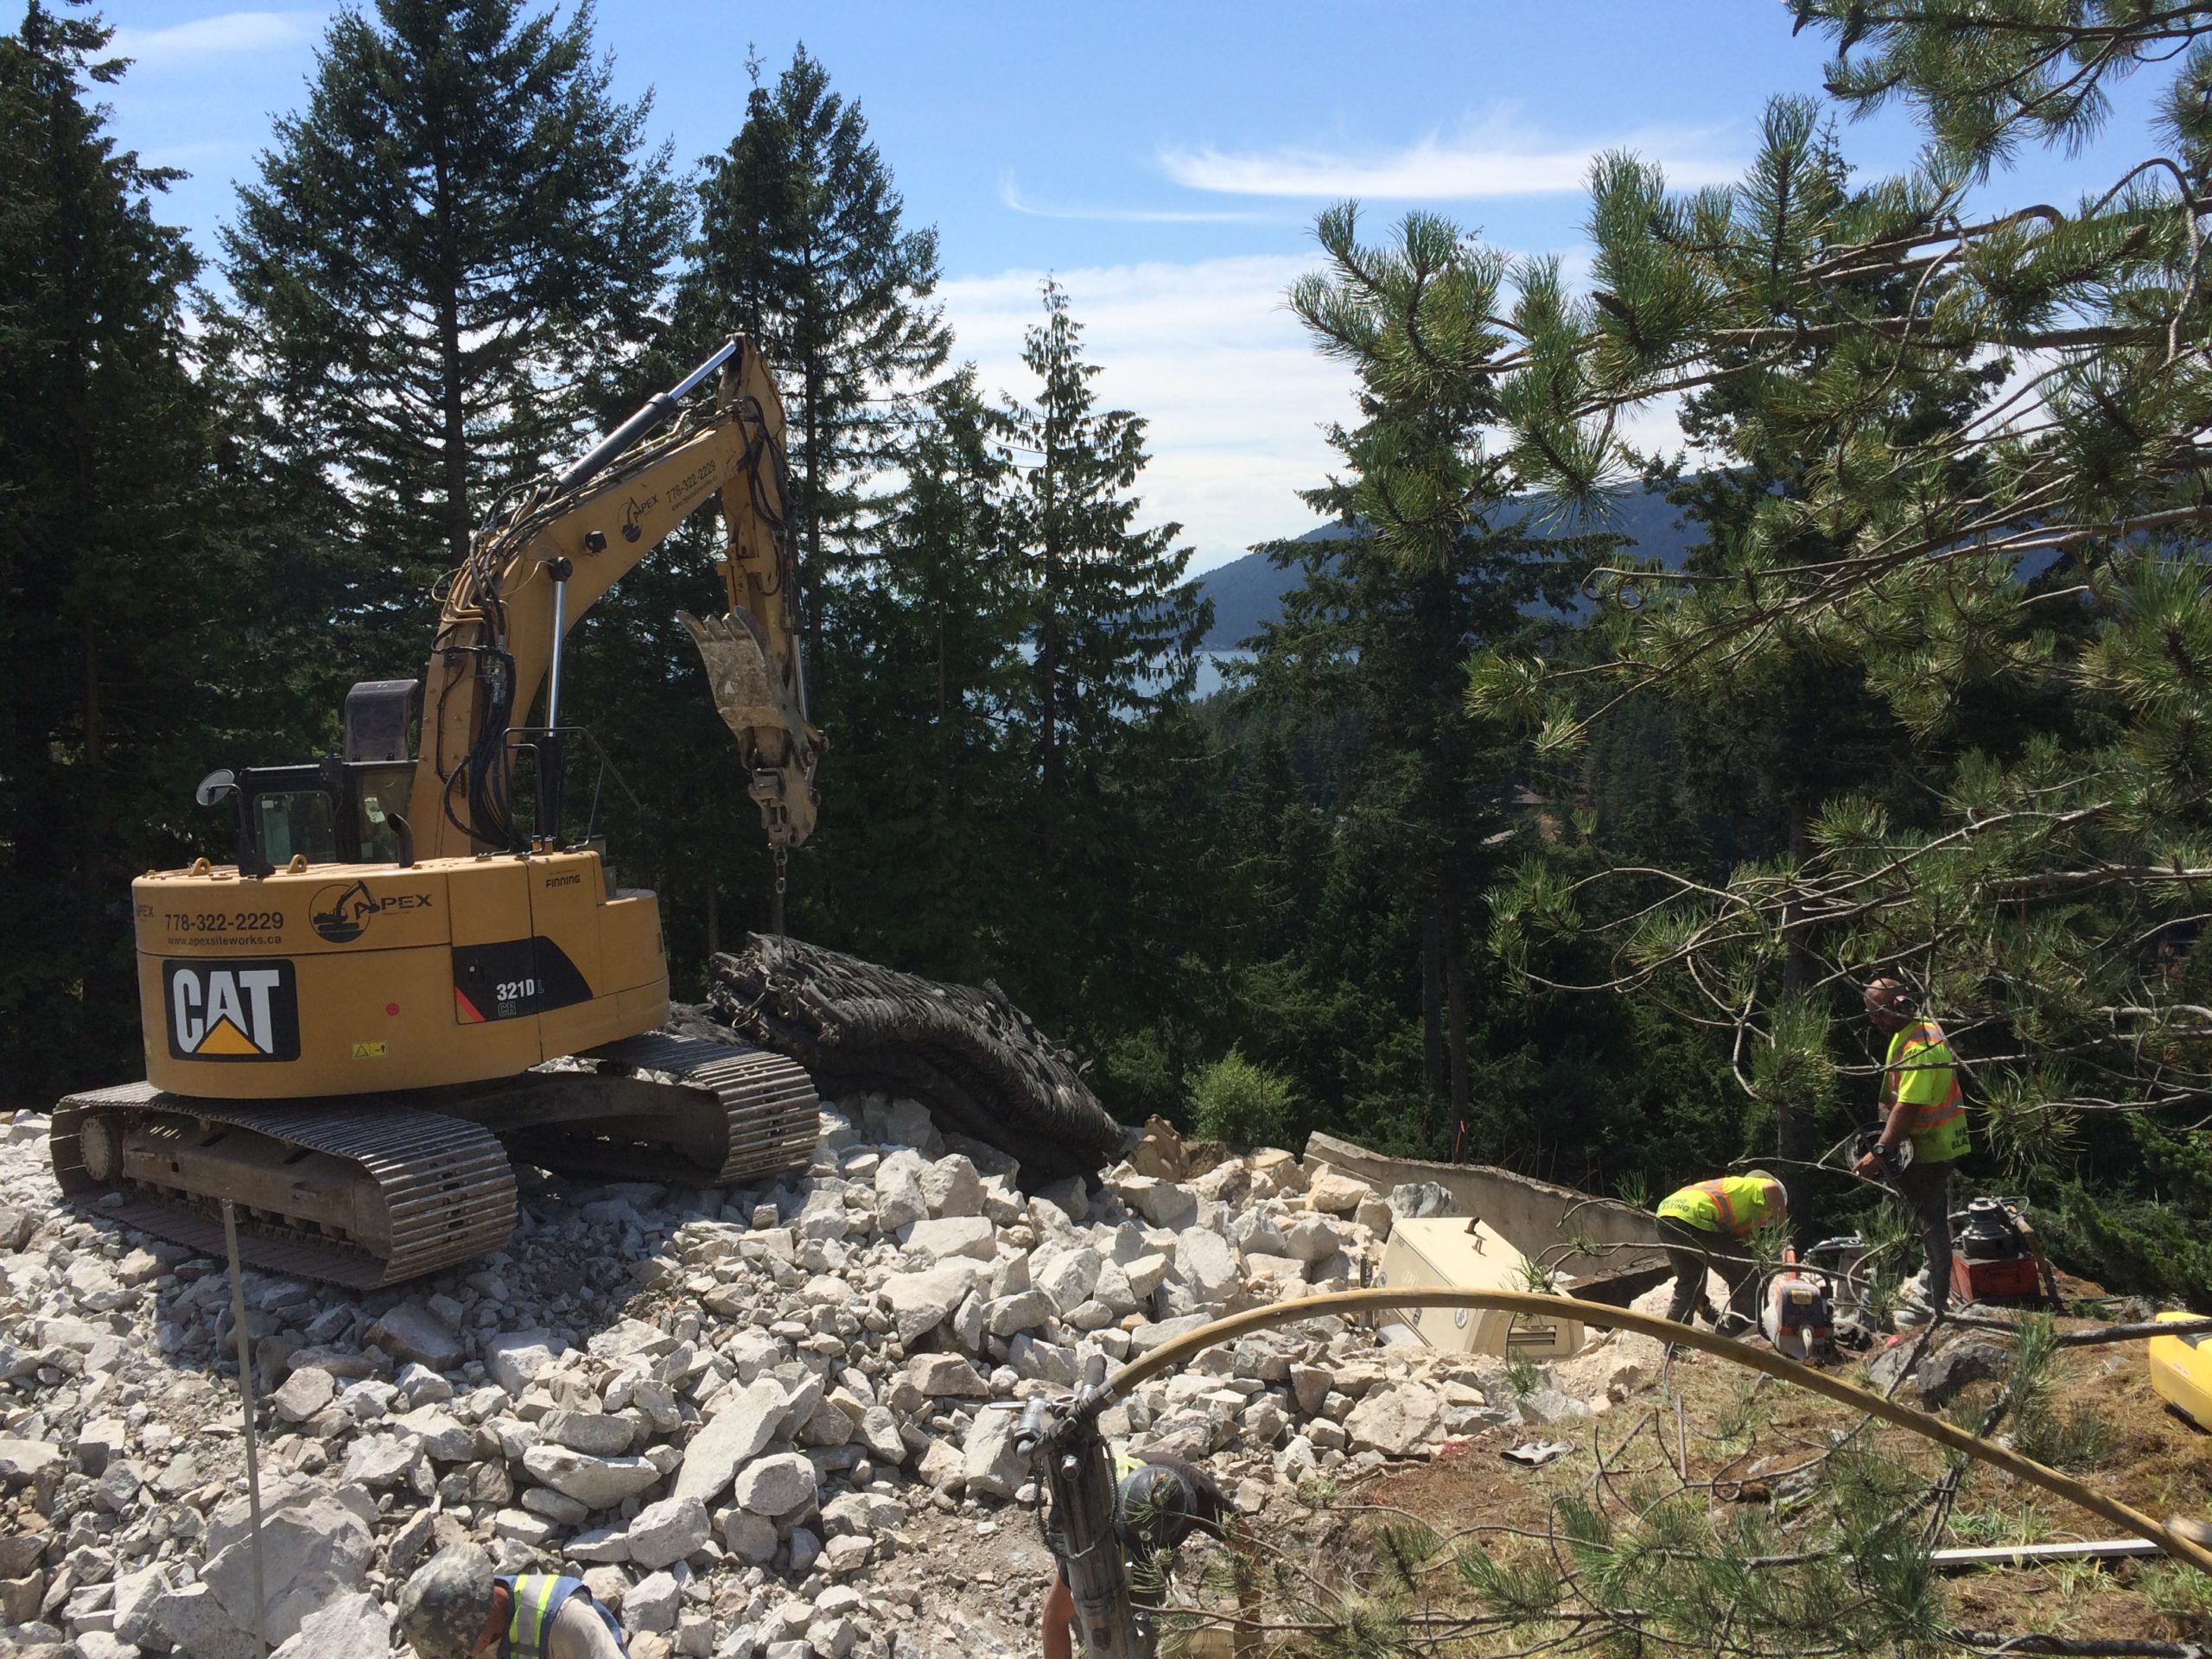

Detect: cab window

[255,790,338,865]
[355,763,416,864]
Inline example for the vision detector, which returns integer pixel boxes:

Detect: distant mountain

[1192,480,1707,652]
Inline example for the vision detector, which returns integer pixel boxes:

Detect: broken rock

[367,1301,462,1371]
[202,1478,376,1648]
[674,1377,787,1503]
[624,1495,713,1571]
[484,1330,566,1395]
[732,1452,817,1518]
[268,1591,390,1659]
[270,1366,335,1426]
[521,1445,663,1510]
[962,1407,1026,1500]
[1344,1382,1446,1459]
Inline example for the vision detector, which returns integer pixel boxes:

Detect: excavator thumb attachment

[678,608,823,847]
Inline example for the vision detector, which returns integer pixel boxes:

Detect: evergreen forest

[9,0,2212,1312]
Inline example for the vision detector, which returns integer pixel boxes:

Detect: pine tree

[220,0,678,601]
[996,279,1211,1033]
[1004,280,1208,856]
[677,45,951,666]
[801,369,1027,976]
[1255,211,1611,1143]
[1454,6,2212,1296]
[0,3,232,1090]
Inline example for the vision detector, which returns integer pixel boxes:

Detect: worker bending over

[1655,1171,1789,1335]
[1855,977,1970,1322]
[399,1545,629,1659]
[1042,1451,1229,1659]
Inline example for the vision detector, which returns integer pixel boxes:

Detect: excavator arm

[404,338,825,864]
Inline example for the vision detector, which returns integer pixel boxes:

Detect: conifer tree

[802,369,1027,976]
[220,0,678,596]
[1004,280,1208,848]
[677,45,951,661]
[997,279,1211,1026]
[1255,213,1611,1142]
[0,3,231,1089]
[1446,5,2212,1295]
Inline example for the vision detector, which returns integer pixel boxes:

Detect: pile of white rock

[0,1103,1649,1659]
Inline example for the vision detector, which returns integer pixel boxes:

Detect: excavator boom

[409,337,824,861]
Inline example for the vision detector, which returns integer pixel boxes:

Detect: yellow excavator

[54,339,830,1287]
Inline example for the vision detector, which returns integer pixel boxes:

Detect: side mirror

[194,768,236,807]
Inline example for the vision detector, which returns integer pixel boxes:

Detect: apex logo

[311,880,433,944]
[165,960,300,1061]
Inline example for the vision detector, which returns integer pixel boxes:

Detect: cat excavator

[52,339,830,1287]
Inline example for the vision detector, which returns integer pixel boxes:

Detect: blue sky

[92,2,2165,572]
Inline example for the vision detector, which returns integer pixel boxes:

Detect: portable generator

[1949,1198,2061,1308]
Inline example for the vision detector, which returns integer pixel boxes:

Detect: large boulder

[962,1408,1027,1500]
[625,1495,713,1571]
[521,1445,662,1510]
[366,1302,461,1370]
[899,1216,996,1263]
[0,1440,62,1484]
[542,1409,637,1457]
[201,1478,377,1648]
[874,1152,929,1234]
[1916,1337,2014,1410]
[156,1581,262,1659]
[674,1377,788,1503]
[1344,1382,1446,1459]
[733,1452,817,1519]
[1303,1164,1374,1216]
[1174,1230,1240,1306]
[879,1262,985,1344]
[268,1592,389,1659]
[918,1154,985,1219]
[270,1367,335,1425]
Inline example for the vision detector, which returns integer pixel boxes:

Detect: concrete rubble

[0,1102,1656,1659]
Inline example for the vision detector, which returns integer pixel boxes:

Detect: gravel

[0,1087,1600,1659]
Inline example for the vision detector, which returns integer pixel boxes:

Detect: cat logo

[164,960,301,1062]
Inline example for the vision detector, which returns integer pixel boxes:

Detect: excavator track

[445,1032,820,1187]
[50,1035,816,1287]
[51,1086,518,1289]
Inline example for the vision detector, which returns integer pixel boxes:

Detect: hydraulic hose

[1105,1287,2212,1575]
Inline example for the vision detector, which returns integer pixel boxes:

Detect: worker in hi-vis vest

[1654,1171,1789,1333]
[1855,976,1970,1321]
[399,1545,629,1659]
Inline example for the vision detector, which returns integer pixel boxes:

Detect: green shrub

[1187,1046,1300,1147]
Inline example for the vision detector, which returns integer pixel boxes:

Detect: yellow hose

[1106,1287,2212,1574]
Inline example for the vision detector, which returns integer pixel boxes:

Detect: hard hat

[1745,1169,1789,1215]
[397,1543,496,1659]
[1116,1461,1198,1553]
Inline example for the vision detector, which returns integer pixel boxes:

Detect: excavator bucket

[678,608,822,846]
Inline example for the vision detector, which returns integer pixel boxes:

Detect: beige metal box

[1376,1216,1586,1358]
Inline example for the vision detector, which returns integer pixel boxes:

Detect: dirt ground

[1328,1327,2212,1655]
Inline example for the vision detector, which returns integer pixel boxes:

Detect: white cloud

[1160,113,1742,200]
[110,10,319,64]
[938,250,1700,575]
[940,254,1354,572]
[997,173,1295,226]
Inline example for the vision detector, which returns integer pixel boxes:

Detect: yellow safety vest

[1656,1176,1778,1240]
[1886,1020,1968,1163]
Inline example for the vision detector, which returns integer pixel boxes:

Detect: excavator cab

[196,680,422,875]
